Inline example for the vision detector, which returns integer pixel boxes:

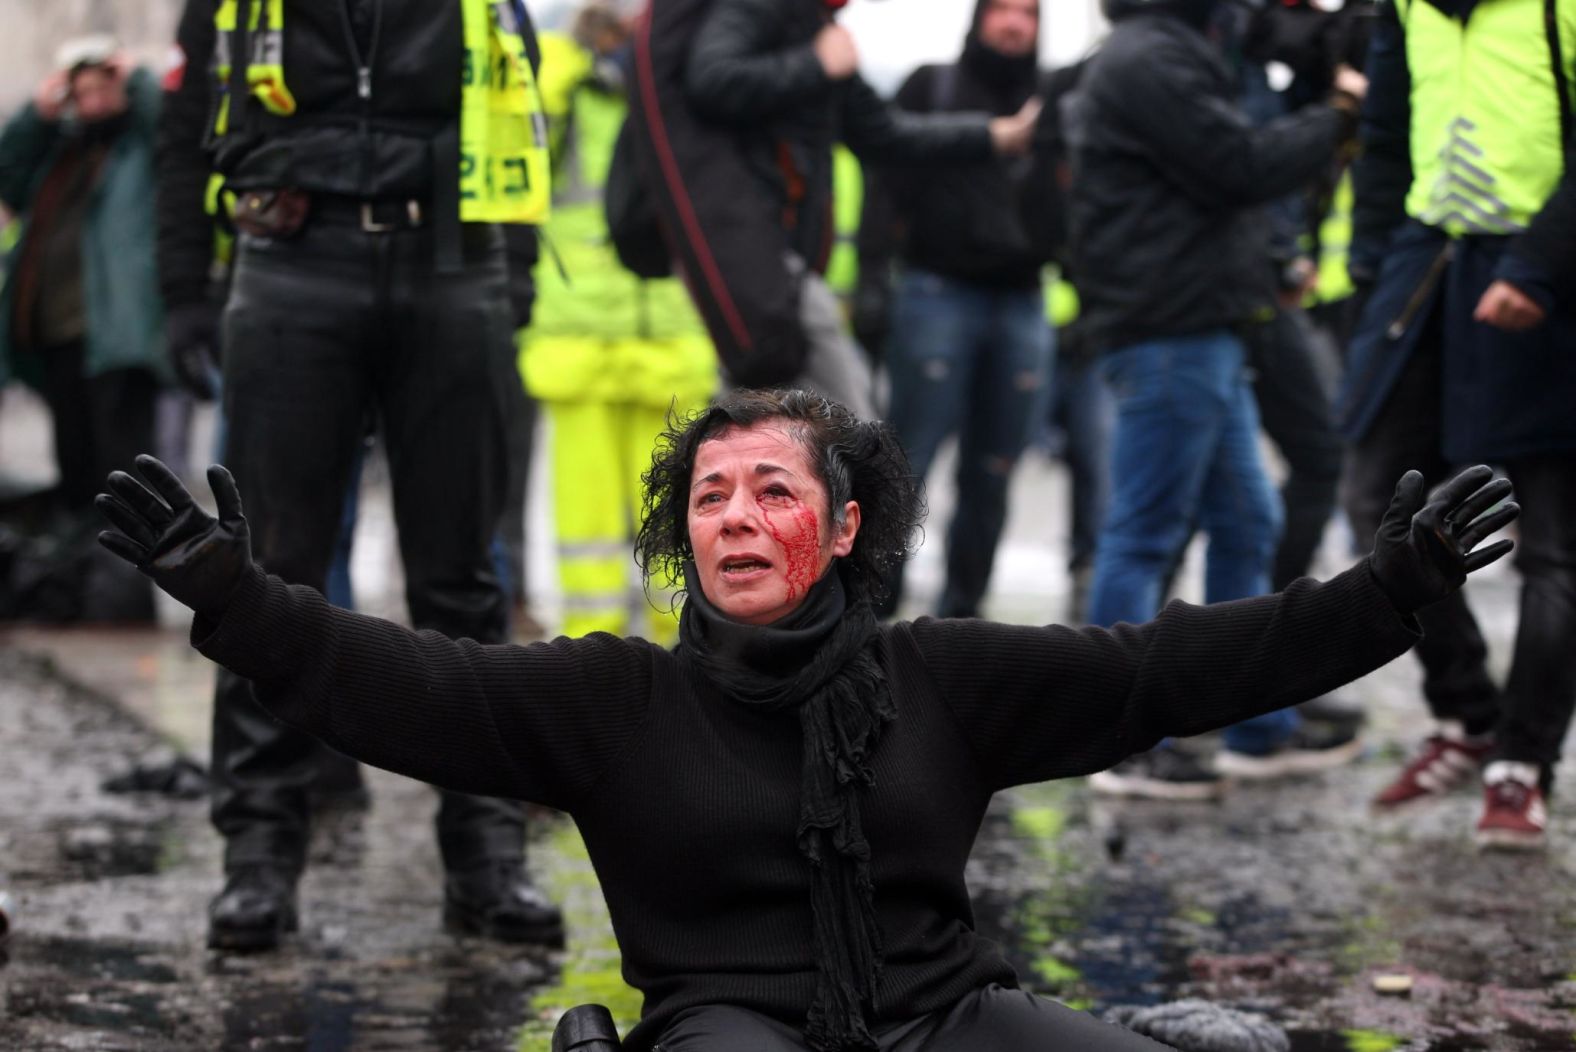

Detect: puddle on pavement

[5,933,555,1050]
[966,783,1576,1052]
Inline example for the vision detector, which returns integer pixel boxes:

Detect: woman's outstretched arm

[907,467,1516,791]
[96,457,654,812]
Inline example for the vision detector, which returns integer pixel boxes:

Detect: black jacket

[859,48,1076,291]
[1067,10,1348,352]
[682,0,993,266]
[157,0,537,319]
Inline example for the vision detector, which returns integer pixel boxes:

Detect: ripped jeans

[882,268,1054,618]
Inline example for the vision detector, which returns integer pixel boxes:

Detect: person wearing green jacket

[520,5,716,644]
[0,38,168,621]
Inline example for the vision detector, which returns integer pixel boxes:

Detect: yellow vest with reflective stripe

[1398,0,1574,235]
[211,0,549,224]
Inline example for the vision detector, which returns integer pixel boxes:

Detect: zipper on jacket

[1386,240,1455,341]
[337,0,383,196]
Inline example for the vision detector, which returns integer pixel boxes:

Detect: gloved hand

[1368,465,1518,615]
[94,456,253,615]
[165,301,221,401]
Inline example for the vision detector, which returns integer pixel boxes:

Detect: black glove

[94,456,253,615]
[165,301,221,401]
[1368,465,1519,615]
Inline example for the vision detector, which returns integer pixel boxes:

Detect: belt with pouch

[233,189,426,237]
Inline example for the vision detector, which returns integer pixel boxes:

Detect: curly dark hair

[636,389,923,605]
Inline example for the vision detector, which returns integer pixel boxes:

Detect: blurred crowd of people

[0,0,1570,969]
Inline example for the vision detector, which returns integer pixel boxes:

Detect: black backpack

[605,117,673,280]
[619,0,810,388]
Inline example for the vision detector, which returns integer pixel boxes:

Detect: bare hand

[1473,280,1547,331]
[34,70,70,121]
[989,96,1042,156]
[1333,64,1368,102]
[814,24,859,81]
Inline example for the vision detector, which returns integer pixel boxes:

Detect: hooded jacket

[1067,2,1349,351]
[0,69,168,389]
[860,0,1072,289]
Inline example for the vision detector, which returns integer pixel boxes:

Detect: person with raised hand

[97,391,1514,1052]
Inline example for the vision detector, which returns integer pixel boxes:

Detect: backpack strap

[1546,0,1573,167]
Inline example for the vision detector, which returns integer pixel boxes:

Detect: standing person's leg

[1194,340,1313,763]
[1341,327,1500,808]
[877,269,981,618]
[1088,335,1233,629]
[500,378,539,627]
[315,446,368,809]
[1054,344,1114,620]
[37,341,99,511]
[380,223,561,945]
[1247,309,1344,591]
[70,357,159,620]
[940,287,1053,619]
[1086,334,1240,799]
[551,397,634,638]
[210,228,377,949]
[1475,455,1576,849]
[793,263,876,421]
[82,366,160,506]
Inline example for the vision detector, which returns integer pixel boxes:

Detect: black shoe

[444,859,565,947]
[208,865,299,951]
[1296,692,1367,735]
[1214,723,1363,779]
[1088,747,1227,801]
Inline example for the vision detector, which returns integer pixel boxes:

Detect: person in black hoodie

[1068,0,1368,797]
[858,0,1067,620]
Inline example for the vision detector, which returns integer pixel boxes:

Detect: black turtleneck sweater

[193,561,1418,1050]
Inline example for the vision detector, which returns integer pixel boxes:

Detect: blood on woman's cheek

[758,495,822,602]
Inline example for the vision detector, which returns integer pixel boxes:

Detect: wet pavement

[1,390,1573,1050]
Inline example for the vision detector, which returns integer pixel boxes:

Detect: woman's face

[687,422,860,625]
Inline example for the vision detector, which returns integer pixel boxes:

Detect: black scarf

[679,563,896,1052]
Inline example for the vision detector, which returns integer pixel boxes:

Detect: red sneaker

[1474,762,1547,851]
[1371,724,1494,809]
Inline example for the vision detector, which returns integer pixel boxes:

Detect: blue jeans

[1047,350,1115,572]
[884,269,1054,618]
[1088,330,1294,754]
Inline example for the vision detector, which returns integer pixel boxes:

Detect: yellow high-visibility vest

[211,0,549,224]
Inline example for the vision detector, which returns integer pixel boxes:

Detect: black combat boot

[208,864,299,951]
[443,858,565,946]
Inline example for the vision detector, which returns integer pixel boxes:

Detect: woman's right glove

[1368,464,1518,615]
[95,455,253,616]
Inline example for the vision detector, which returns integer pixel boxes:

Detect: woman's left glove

[95,455,253,616]
[1368,464,1519,615]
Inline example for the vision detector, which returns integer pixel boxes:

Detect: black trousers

[1341,323,1576,786]
[212,218,526,871]
[651,986,1172,1051]
[38,341,158,513]
[1244,308,1344,591]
